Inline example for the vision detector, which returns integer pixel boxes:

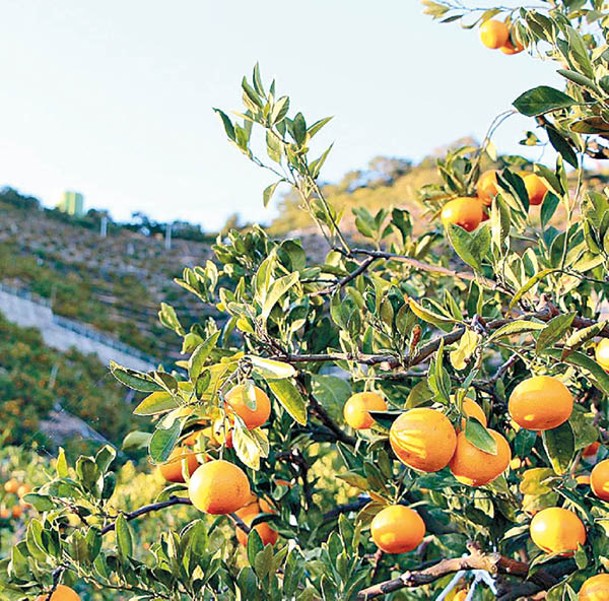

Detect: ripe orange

[35,585,81,601]
[479,20,509,49]
[158,447,200,483]
[16,484,30,498]
[370,505,425,554]
[591,459,609,502]
[508,375,573,431]
[500,38,525,55]
[596,339,609,371]
[583,441,601,459]
[523,173,548,206]
[576,475,591,486]
[0,508,10,520]
[3,479,19,494]
[476,170,499,206]
[343,392,388,430]
[441,197,484,232]
[225,384,271,429]
[235,502,278,547]
[389,408,457,472]
[449,430,511,486]
[11,505,22,519]
[188,459,250,514]
[579,574,609,600]
[529,507,586,555]
[461,398,487,428]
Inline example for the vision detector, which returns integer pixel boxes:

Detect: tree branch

[311,255,377,296]
[308,393,357,446]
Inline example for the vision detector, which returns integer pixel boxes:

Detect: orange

[449,430,511,486]
[0,508,10,520]
[591,459,609,502]
[576,475,591,486]
[4,479,19,494]
[188,459,250,514]
[11,505,22,519]
[523,173,548,206]
[441,197,484,232]
[579,574,609,600]
[343,392,388,430]
[479,20,510,49]
[500,38,525,55]
[235,503,278,547]
[508,375,573,431]
[158,447,200,483]
[370,505,426,554]
[583,441,601,459]
[596,339,609,371]
[225,384,271,429]
[16,484,30,498]
[35,585,81,601]
[530,507,586,555]
[389,408,457,472]
[461,398,487,428]
[476,170,499,206]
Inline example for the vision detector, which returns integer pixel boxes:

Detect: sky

[0,1,562,232]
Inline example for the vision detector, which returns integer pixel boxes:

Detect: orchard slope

[3,2,609,601]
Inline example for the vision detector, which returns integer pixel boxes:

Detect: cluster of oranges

[479,19,525,55]
[440,168,549,232]
[156,383,277,547]
[342,373,609,581]
[1,478,31,521]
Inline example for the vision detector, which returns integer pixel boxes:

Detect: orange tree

[3,1,609,599]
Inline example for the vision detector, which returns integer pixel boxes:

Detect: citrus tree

[4,1,609,599]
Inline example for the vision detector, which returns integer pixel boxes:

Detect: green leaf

[545,349,609,396]
[546,125,578,169]
[540,192,560,228]
[213,108,235,140]
[121,431,152,452]
[513,86,577,117]
[268,379,307,425]
[158,302,184,335]
[248,356,296,380]
[487,320,545,343]
[535,313,575,354]
[189,332,221,380]
[56,447,69,478]
[464,418,498,455]
[149,419,182,463]
[270,96,290,125]
[133,391,180,416]
[509,269,557,309]
[261,273,299,321]
[562,321,608,358]
[116,514,133,559]
[450,329,480,370]
[409,298,455,329]
[446,224,489,271]
[263,182,280,208]
[310,375,351,419]
[233,424,262,470]
[542,422,575,475]
[110,361,162,393]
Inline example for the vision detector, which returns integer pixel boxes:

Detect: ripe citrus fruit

[476,170,499,205]
[591,459,609,502]
[500,37,525,55]
[479,20,509,49]
[576,475,591,486]
[390,408,457,472]
[449,430,511,486]
[370,505,426,554]
[11,505,22,519]
[158,447,200,483]
[188,459,250,514]
[579,574,609,600]
[16,484,30,498]
[508,375,573,431]
[4,479,19,494]
[343,392,388,429]
[225,384,271,429]
[523,173,548,206]
[596,339,609,371]
[461,398,487,428]
[35,585,81,601]
[235,503,278,547]
[441,197,484,232]
[529,507,586,555]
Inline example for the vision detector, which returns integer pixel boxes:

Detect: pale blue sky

[0,1,560,231]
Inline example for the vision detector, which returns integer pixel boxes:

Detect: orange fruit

[158,447,200,483]
[11,505,22,519]
[370,505,426,554]
[508,375,573,431]
[389,408,457,472]
[225,384,271,430]
[0,508,10,520]
[35,585,81,601]
[449,430,511,486]
[579,574,609,600]
[343,392,388,430]
[441,197,484,232]
[583,441,601,459]
[4,479,19,494]
[529,507,586,555]
[479,20,510,49]
[188,459,250,514]
[596,339,609,371]
[476,170,499,206]
[235,503,278,547]
[500,38,525,55]
[591,459,609,502]
[16,484,31,498]
[576,475,591,486]
[461,398,487,428]
[523,173,548,206]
